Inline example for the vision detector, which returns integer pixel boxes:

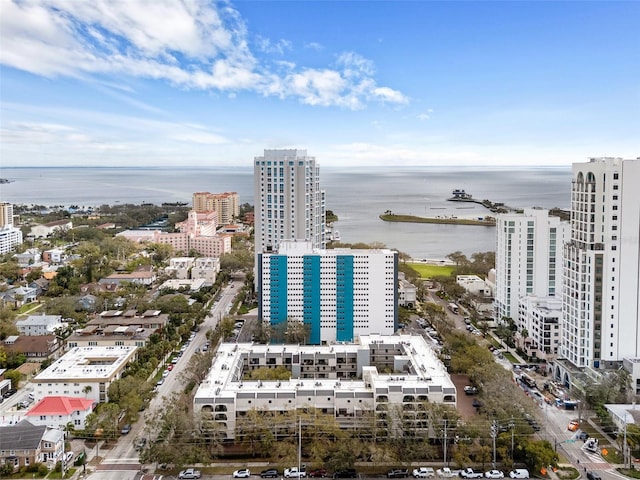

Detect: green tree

[3,369,22,388]
[521,439,558,473]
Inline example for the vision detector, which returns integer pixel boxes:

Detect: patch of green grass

[617,468,640,478]
[48,468,77,479]
[502,351,519,364]
[602,447,623,464]
[407,262,455,279]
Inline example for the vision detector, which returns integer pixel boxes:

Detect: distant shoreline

[379,213,496,226]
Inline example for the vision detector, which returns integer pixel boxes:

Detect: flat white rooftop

[195,334,455,401]
[35,345,137,381]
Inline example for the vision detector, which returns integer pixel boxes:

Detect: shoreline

[379,213,496,226]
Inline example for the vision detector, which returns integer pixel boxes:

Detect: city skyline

[1,1,638,168]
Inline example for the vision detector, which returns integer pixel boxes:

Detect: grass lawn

[502,351,520,364]
[407,262,455,279]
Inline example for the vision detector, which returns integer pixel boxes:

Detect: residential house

[99,269,156,287]
[76,294,97,312]
[0,420,64,470]
[42,248,66,264]
[14,249,42,266]
[16,315,65,336]
[1,335,63,362]
[26,396,96,430]
[0,286,37,308]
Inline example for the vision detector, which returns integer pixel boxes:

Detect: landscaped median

[379,213,496,226]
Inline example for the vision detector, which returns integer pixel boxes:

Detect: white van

[509,470,529,479]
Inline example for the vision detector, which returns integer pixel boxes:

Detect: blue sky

[1,0,638,168]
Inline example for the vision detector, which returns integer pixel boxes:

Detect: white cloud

[256,36,292,55]
[305,42,324,51]
[0,0,407,110]
[373,87,408,104]
[417,109,434,121]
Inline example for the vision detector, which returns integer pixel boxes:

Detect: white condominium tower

[254,149,326,255]
[494,208,569,324]
[257,241,398,344]
[561,157,640,369]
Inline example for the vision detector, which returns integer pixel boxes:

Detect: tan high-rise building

[0,202,14,227]
[192,192,239,225]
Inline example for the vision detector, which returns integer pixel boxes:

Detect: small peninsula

[379,212,496,226]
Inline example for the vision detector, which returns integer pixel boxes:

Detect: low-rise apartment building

[33,346,137,404]
[193,334,456,440]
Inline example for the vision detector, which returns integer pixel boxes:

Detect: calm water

[0,166,572,260]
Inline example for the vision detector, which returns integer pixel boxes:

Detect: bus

[448,303,459,314]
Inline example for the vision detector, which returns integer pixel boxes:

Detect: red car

[167,365,174,371]
[309,470,328,478]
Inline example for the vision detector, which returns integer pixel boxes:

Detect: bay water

[0,166,572,260]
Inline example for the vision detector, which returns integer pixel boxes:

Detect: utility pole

[623,413,629,469]
[443,419,448,467]
[509,417,515,469]
[491,420,498,469]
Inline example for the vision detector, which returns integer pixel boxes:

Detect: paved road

[98,281,243,471]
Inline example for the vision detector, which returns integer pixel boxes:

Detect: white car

[284,468,306,478]
[485,471,504,479]
[413,468,435,478]
[63,452,73,464]
[234,469,251,478]
[436,468,454,478]
[508,470,529,479]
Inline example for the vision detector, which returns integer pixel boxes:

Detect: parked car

[234,469,251,478]
[261,469,279,478]
[463,385,478,395]
[333,470,357,478]
[508,470,529,479]
[387,469,409,478]
[484,471,504,479]
[134,437,147,450]
[178,469,202,479]
[63,452,73,464]
[285,467,306,478]
[436,469,454,478]
[121,424,131,435]
[308,469,328,478]
[413,468,435,478]
[3,389,17,398]
[460,469,484,479]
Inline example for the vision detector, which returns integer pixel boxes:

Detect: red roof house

[26,396,96,430]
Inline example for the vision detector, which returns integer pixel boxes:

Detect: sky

[1,0,639,168]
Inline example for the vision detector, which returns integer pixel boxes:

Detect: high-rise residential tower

[494,208,569,324]
[257,241,398,344]
[560,157,640,369]
[0,202,14,227]
[192,192,239,225]
[254,149,326,256]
